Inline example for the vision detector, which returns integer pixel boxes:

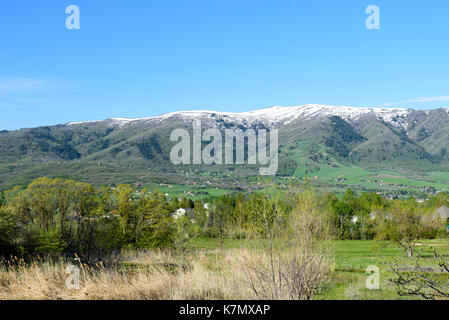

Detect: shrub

[240,189,333,300]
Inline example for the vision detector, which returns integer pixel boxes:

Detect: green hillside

[2,107,449,197]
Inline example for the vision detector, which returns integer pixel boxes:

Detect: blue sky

[0,0,448,130]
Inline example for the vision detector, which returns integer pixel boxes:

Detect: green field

[285,140,449,197]
[189,238,449,300]
[145,183,229,200]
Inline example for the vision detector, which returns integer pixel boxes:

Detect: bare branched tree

[389,248,449,300]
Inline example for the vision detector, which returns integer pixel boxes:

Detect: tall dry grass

[0,250,255,300]
[0,246,330,300]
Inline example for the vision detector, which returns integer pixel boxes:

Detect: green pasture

[189,238,449,300]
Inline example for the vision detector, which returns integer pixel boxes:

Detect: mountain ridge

[2,104,449,197]
[65,104,416,128]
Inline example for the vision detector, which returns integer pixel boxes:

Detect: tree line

[0,177,448,261]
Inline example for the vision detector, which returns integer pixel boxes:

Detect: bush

[241,189,333,300]
[35,229,66,256]
[0,207,19,256]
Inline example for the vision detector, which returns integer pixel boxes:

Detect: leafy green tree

[35,228,66,256]
[113,185,135,243]
[26,177,60,231]
[0,206,19,256]
[0,191,5,206]
[193,199,208,228]
[375,200,431,257]
[135,191,175,249]
[328,200,353,239]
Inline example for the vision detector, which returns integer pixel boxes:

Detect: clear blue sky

[0,0,448,130]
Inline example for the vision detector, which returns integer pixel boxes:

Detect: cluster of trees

[325,116,366,158]
[135,135,166,160]
[327,189,447,244]
[0,178,178,261]
[0,177,448,262]
[204,188,448,254]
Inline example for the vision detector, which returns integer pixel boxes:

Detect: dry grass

[0,250,255,300]
[0,247,330,300]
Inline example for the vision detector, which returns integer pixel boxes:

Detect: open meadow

[1,238,448,300]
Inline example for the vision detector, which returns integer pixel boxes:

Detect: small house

[173,208,186,219]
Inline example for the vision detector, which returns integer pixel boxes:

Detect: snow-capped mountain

[67,104,413,128]
[2,104,449,187]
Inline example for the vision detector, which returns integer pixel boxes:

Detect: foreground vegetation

[0,249,256,300]
[0,239,448,300]
[1,177,449,299]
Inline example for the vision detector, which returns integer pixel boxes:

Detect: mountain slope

[2,104,449,193]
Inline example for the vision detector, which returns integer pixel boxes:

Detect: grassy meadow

[1,238,448,300]
[191,238,449,300]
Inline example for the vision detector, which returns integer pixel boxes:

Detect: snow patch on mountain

[67,105,412,128]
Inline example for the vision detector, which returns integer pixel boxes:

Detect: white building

[173,208,186,219]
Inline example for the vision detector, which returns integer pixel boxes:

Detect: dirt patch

[371,174,406,179]
[415,243,448,247]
